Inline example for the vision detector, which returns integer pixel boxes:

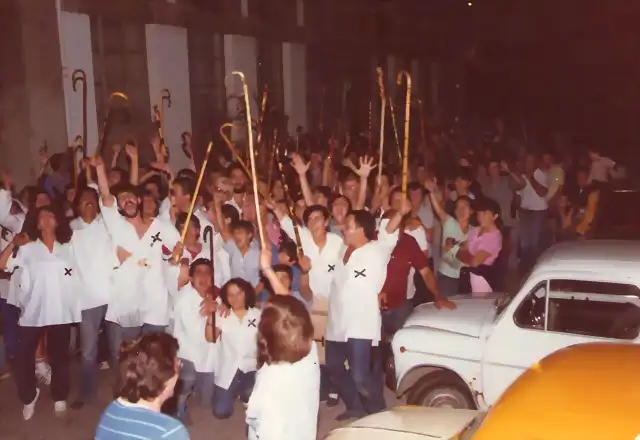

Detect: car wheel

[406,370,476,409]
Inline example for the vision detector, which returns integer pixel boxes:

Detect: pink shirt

[467,227,502,296]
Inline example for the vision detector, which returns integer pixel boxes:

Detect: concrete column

[146,24,192,171]
[282,42,308,136]
[223,34,258,143]
[0,0,67,188]
[58,11,99,156]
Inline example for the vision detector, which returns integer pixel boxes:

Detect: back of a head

[258,296,313,367]
[116,333,179,403]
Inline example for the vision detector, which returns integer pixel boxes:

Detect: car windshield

[494,267,534,318]
[459,412,488,440]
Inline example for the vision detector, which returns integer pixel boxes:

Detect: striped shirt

[95,400,189,440]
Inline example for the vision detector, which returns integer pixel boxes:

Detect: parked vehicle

[327,343,640,440]
[389,240,640,409]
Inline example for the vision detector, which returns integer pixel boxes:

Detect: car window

[514,279,640,340]
[547,280,640,340]
[513,281,547,330]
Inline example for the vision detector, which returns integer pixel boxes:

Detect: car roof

[532,240,640,275]
[472,343,640,440]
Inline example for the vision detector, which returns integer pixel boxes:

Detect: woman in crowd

[212,277,261,419]
[457,197,504,295]
[246,295,320,440]
[95,332,189,440]
[0,206,77,420]
[426,179,473,296]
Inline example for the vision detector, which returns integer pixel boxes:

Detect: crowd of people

[0,119,625,439]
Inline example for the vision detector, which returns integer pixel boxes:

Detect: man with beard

[226,163,248,216]
[90,156,180,363]
[67,186,117,409]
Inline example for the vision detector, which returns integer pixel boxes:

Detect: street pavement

[0,365,402,440]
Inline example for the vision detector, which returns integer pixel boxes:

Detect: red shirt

[382,232,429,309]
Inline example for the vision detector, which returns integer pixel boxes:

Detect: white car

[390,240,640,409]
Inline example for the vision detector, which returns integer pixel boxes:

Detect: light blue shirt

[95,400,189,440]
[224,240,261,287]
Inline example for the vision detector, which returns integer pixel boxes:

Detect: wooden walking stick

[71,70,88,158]
[277,157,303,255]
[388,98,403,163]
[220,122,252,178]
[232,71,265,249]
[267,129,278,191]
[97,92,129,158]
[396,71,412,200]
[175,141,214,263]
[418,98,427,148]
[203,225,217,333]
[375,67,387,184]
[153,88,172,160]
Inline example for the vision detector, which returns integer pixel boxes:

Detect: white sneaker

[35,362,51,386]
[54,401,67,416]
[23,388,40,421]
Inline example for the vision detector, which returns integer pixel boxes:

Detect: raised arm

[259,248,290,296]
[125,143,139,186]
[291,154,314,207]
[354,156,376,210]
[424,179,447,221]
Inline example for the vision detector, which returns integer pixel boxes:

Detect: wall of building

[0,0,455,185]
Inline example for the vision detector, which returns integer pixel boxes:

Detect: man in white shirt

[92,157,180,361]
[324,205,407,421]
[505,153,549,271]
[68,186,117,409]
[588,150,617,187]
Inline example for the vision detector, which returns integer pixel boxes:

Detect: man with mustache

[89,156,180,370]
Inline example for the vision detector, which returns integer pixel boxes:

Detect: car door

[479,273,640,407]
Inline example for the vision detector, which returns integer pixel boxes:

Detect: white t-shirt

[172,284,218,373]
[518,169,548,211]
[7,240,81,326]
[326,229,398,345]
[215,307,261,390]
[69,216,117,310]
[438,217,467,279]
[589,156,616,183]
[100,200,180,327]
[246,342,320,440]
[280,216,344,300]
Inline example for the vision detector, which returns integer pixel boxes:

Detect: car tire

[406,370,476,409]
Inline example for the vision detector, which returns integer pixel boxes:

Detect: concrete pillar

[223,34,258,143]
[58,11,99,156]
[0,0,67,188]
[146,24,192,171]
[282,42,308,136]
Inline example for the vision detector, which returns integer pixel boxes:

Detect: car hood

[402,296,499,338]
[327,406,481,440]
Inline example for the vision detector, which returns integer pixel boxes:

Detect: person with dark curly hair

[211,277,261,419]
[95,332,188,440]
[0,205,77,420]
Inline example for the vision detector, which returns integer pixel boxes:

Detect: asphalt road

[0,365,402,440]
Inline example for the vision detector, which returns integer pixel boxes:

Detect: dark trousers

[16,325,71,404]
[325,339,385,416]
[0,298,20,359]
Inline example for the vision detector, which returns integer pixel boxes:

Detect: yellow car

[326,343,639,440]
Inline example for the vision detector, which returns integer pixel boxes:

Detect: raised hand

[1,171,12,191]
[112,143,122,156]
[291,153,310,175]
[88,155,104,168]
[124,143,138,159]
[356,156,377,178]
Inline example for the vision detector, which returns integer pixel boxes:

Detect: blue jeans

[79,305,107,402]
[437,272,460,298]
[381,300,413,337]
[106,323,166,364]
[518,209,547,271]
[0,298,20,360]
[325,338,385,416]
[212,369,256,418]
[177,359,214,422]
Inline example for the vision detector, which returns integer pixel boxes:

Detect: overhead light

[468,1,472,6]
